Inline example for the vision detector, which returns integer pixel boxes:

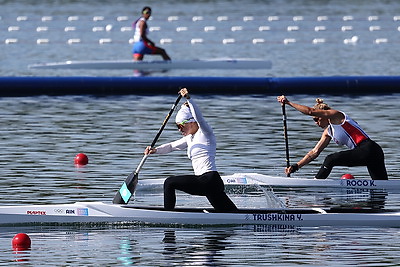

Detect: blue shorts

[132,41,156,56]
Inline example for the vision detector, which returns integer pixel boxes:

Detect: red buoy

[341,173,355,179]
[12,233,31,251]
[74,153,89,166]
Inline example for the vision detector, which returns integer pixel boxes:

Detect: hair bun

[313,98,331,110]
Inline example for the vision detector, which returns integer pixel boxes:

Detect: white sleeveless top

[133,17,148,42]
[327,112,369,149]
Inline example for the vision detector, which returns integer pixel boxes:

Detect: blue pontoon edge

[0,76,399,96]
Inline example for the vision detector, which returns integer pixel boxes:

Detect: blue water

[1,0,400,266]
[2,0,400,77]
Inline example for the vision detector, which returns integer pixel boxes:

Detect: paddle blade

[112,172,138,204]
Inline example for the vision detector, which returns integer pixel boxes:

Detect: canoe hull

[29,59,272,70]
[0,202,399,227]
[138,173,400,191]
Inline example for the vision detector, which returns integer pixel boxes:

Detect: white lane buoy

[37,38,49,44]
[231,26,243,31]
[41,16,53,22]
[252,38,265,44]
[259,26,270,31]
[36,26,48,32]
[314,26,326,31]
[5,38,18,44]
[369,26,381,31]
[204,26,216,32]
[374,38,388,44]
[120,27,132,32]
[317,16,328,21]
[117,16,129,21]
[368,16,379,21]
[191,38,204,44]
[93,26,104,32]
[293,16,304,21]
[64,26,76,32]
[312,38,326,44]
[283,38,296,44]
[268,16,279,21]
[344,36,358,44]
[93,16,104,21]
[16,16,28,21]
[67,38,81,44]
[192,16,203,22]
[176,27,188,32]
[105,24,113,31]
[167,16,179,22]
[8,26,20,32]
[68,16,79,21]
[217,16,228,22]
[222,38,235,44]
[149,26,161,32]
[341,25,353,31]
[343,16,353,21]
[99,38,112,44]
[287,26,299,31]
[160,38,173,44]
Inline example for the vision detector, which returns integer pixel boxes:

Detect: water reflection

[162,229,234,266]
[118,237,141,265]
[276,187,390,209]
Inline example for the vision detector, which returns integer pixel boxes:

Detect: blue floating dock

[0,76,399,96]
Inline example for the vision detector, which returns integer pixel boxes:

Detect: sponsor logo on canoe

[226,177,247,184]
[77,208,89,216]
[341,180,376,187]
[251,213,303,221]
[27,210,46,215]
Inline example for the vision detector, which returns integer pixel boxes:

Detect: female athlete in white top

[132,6,171,61]
[145,88,237,211]
[277,96,388,180]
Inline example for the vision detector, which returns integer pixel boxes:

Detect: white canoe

[28,59,272,70]
[0,201,399,227]
[137,173,400,191]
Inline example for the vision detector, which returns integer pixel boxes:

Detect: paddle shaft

[282,103,291,177]
[132,94,182,174]
[113,94,182,204]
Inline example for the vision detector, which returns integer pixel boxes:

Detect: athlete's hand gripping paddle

[113,94,182,204]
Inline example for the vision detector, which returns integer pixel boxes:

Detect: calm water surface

[2,0,400,77]
[2,0,400,266]
[0,94,398,265]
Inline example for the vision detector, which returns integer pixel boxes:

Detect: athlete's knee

[163,176,175,190]
[323,153,340,167]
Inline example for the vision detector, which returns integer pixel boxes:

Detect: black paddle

[281,102,291,177]
[113,94,182,204]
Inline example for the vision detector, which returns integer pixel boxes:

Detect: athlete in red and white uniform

[276,96,388,180]
[327,113,368,149]
[131,6,171,61]
[145,88,237,212]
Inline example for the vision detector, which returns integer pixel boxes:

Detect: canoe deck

[0,202,399,227]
